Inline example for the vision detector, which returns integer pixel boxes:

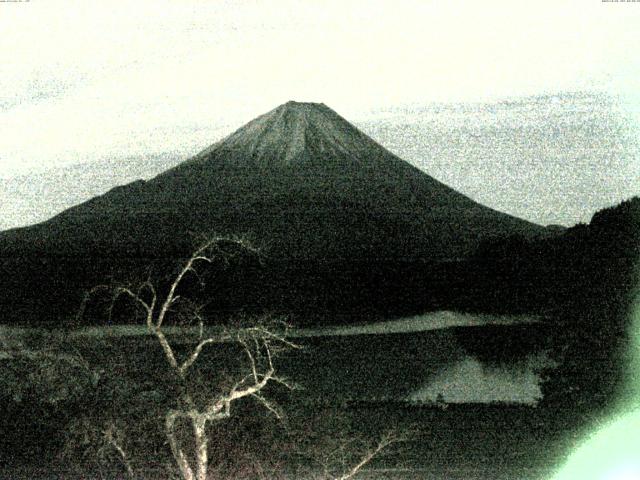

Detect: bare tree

[287,406,408,480]
[84,237,299,480]
[306,432,404,480]
[77,237,409,480]
[332,431,402,480]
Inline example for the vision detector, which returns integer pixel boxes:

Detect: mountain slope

[0,101,544,260]
[0,101,552,324]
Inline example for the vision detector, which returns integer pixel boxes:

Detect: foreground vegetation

[2,239,407,480]
[1,197,637,478]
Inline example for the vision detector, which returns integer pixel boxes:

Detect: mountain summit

[193,101,357,166]
[190,101,398,169]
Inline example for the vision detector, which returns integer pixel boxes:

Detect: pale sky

[1,0,639,226]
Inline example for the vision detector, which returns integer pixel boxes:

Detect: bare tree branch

[334,432,401,480]
[179,337,217,375]
[103,423,135,480]
[165,410,195,480]
[152,325,180,370]
[114,286,153,317]
[348,442,389,475]
[80,236,296,480]
[250,393,283,419]
[156,237,251,329]
[237,336,259,383]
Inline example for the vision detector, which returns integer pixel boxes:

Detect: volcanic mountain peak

[281,100,329,111]
[191,100,379,168]
[2,100,546,259]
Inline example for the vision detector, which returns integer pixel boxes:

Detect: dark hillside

[459,197,640,412]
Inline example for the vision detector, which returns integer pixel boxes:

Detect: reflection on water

[1,311,550,405]
[408,352,554,405]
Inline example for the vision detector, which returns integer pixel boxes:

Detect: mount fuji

[0,101,549,323]
[1,101,544,259]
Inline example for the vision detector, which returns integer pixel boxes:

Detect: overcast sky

[1,0,639,227]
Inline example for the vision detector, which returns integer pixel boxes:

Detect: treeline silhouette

[1,199,637,334]
[466,197,639,412]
